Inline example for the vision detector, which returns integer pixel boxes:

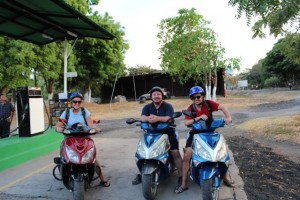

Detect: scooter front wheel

[202,177,219,200]
[142,172,158,200]
[73,180,85,200]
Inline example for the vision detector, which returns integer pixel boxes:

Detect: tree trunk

[84,84,91,102]
[206,70,212,100]
[212,68,217,101]
[46,79,54,100]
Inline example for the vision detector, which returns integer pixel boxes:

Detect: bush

[264,76,282,88]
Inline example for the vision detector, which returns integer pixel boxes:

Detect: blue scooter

[126,112,182,200]
[182,110,230,200]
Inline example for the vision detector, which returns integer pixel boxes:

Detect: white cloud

[94,0,279,73]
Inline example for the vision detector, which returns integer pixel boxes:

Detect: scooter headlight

[150,140,166,158]
[195,139,212,160]
[66,146,79,163]
[137,140,146,158]
[216,142,227,160]
[82,147,95,164]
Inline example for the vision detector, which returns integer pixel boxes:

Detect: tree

[73,12,129,101]
[0,37,34,93]
[126,65,161,76]
[228,0,300,38]
[242,59,269,89]
[262,36,300,85]
[279,33,300,65]
[158,8,240,100]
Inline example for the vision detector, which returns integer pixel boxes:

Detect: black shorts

[166,129,179,150]
[185,132,194,148]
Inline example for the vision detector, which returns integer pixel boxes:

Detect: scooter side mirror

[172,111,182,119]
[126,118,137,124]
[59,118,67,123]
[93,119,100,124]
[182,109,193,117]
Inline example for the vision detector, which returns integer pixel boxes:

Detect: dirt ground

[9,88,300,199]
[223,90,300,200]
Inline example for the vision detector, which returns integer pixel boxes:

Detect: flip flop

[223,180,235,188]
[99,181,110,187]
[174,185,189,194]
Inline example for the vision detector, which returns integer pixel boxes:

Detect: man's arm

[142,114,170,124]
[218,104,232,124]
[86,115,101,132]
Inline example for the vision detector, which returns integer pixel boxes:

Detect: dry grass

[237,115,300,143]
[83,90,299,119]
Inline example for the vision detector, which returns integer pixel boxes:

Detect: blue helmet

[189,86,205,97]
[70,92,83,100]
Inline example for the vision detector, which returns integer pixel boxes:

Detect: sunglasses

[191,95,202,100]
[72,100,82,104]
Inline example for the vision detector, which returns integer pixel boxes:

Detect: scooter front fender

[142,162,159,175]
[200,165,219,180]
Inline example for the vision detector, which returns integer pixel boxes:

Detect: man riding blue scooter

[132,86,183,186]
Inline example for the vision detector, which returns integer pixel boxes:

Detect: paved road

[0,117,247,199]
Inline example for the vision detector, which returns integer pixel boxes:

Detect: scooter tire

[202,178,219,200]
[73,180,85,200]
[142,173,158,200]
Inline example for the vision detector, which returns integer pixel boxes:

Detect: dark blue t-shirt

[141,101,174,117]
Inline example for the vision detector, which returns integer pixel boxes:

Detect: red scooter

[53,119,100,200]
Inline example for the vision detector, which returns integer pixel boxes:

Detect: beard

[152,98,162,105]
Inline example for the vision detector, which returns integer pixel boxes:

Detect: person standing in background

[0,93,15,138]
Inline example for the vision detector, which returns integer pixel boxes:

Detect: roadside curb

[228,149,248,200]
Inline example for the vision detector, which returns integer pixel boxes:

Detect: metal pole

[63,38,68,94]
[132,75,137,101]
[110,74,118,108]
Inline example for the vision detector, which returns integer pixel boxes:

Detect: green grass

[0,129,63,172]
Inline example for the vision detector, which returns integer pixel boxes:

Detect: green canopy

[0,0,115,45]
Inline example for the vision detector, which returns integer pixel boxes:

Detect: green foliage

[126,65,161,76]
[0,37,34,91]
[244,59,268,88]
[262,35,300,84]
[157,8,240,85]
[264,76,283,88]
[279,33,300,65]
[73,12,129,93]
[228,0,300,38]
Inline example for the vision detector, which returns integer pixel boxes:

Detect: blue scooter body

[188,119,230,193]
[135,122,177,182]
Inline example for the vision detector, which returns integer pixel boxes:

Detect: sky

[94,0,279,74]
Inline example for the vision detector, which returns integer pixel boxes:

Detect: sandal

[223,179,235,188]
[132,174,142,185]
[99,181,110,187]
[174,185,188,194]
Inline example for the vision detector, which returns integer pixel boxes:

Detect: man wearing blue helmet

[175,86,233,194]
[56,92,110,187]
